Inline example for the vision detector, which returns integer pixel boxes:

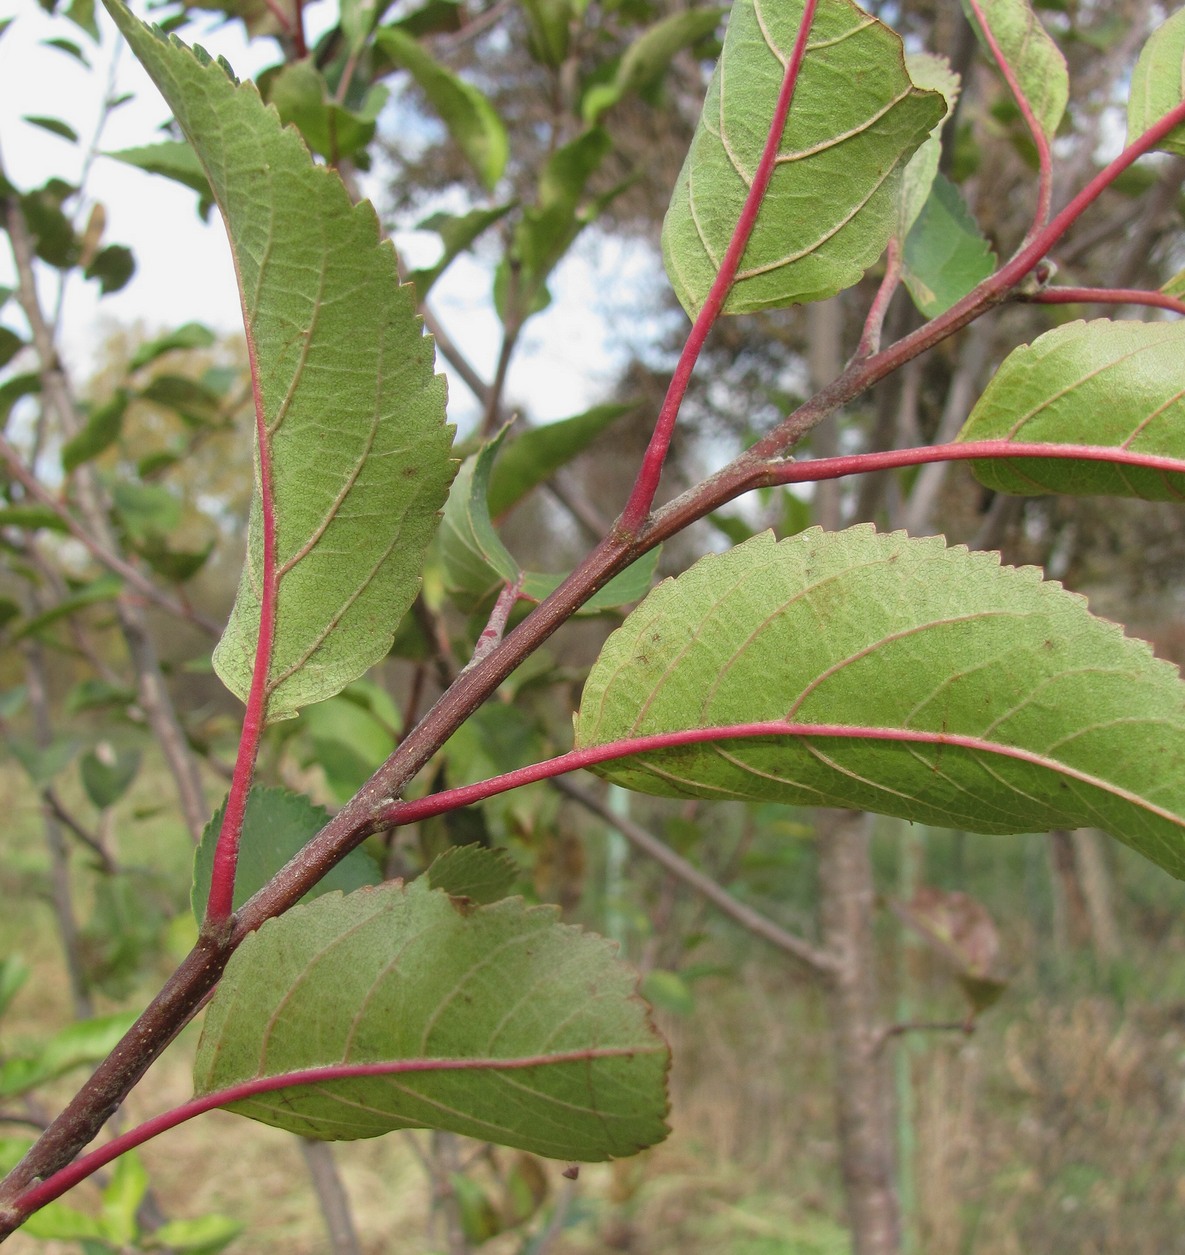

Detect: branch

[11,86,1185,1222]
[854,237,903,360]
[552,777,837,976]
[761,439,1185,487]
[1023,286,1185,316]
[42,788,118,874]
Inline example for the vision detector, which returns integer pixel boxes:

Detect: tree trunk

[817,809,900,1255]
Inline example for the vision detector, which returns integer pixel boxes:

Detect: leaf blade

[192,882,670,1158]
[376,27,508,189]
[574,528,1185,880]
[959,0,1068,141]
[1127,6,1185,157]
[102,4,456,722]
[956,318,1185,499]
[660,0,945,316]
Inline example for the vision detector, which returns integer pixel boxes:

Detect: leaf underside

[193,882,670,1159]
[574,528,1185,881]
[959,0,1068,141]
[103,2,455,723]
[957,319,1185,499]
[1127,6,1185,157]
[190,786,380,922]
[902,173,996,317]
[661,0,945,317]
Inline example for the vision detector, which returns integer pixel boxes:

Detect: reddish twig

[855,237,903,360]
[1023,286,1185,316]
[765,439,1185,487]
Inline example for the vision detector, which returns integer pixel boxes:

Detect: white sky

[0,0,672,431]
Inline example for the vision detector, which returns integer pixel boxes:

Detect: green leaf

[267,60,388,163]
[574,527,1185,881]
[137,536,215,583]
[149,1214,243,1254]
[80,742,141,809]
[1161,263,1185,299]
[61,389,128,472]
[192,881,669,1157]
[139,373,224,426]
[375,28,509,189]
[296,685,398,803]
[427,843,518,902]
[498,128,612,320]
[520,548,660,613]
[112,481,181,543]
[43,36,89,65]
[520,0,571,67]
[896,53,961,240]
[486,403,632,517]
[409,202,515,299]
[956,318,1185,499]
[902,173,995,317]
[1127,6,1185,157]
[0,506,66,532]
[0,955,29,1022]
[191,785,380,922]
[65,0,100,38]
[22,114,79,142]
[0,1010,137,1098]
[129,321,216,370]
[19,182,78,268]
[439,435,520,603]
[105,141,216,219]
[0,372,41,432]
[959,0,1068,140]
[0,326,24,369]
[340,0,382,50]
[100,1152,149,1246]
[84,243,135,295]
[661,0,945,317]
[22,1202,106,1242]
[100,5,455,723]
[383,0,463,39]
[584,7,727,123]
[640,969,694,1016]
[6,576,122,645]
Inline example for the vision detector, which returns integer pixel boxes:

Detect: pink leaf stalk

[205,320,280,926]
[1025,287,1185,317]
[12,1046,658,1221]
[618,0,821,535]
[767,440,1185,487]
